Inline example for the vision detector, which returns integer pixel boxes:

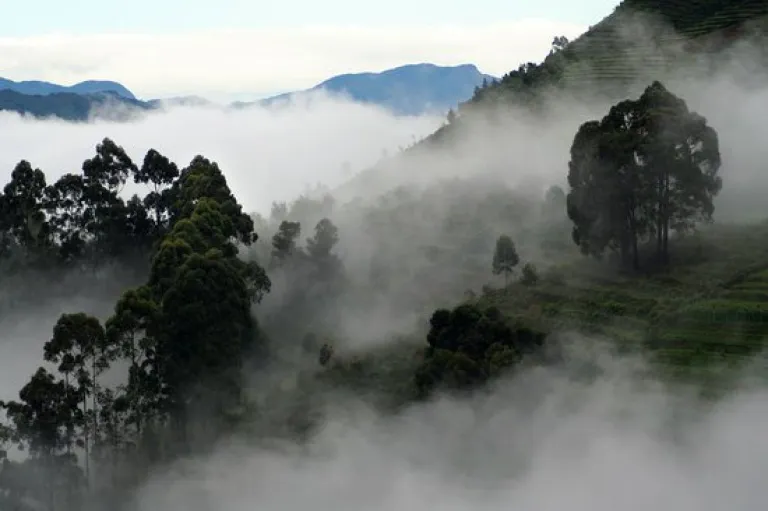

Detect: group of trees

[264,217,346,346]
[415,304,546,396]
[0,149,270,510]
[0,138,181,274]
[0,76,726,510]
[566,81,722,269]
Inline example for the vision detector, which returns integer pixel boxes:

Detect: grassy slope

[305,222,768,415]
[474,222,768,393]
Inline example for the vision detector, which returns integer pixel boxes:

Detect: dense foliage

[566,81,721,269]
[0,142,270,509]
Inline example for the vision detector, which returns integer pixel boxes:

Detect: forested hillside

[2,1,768,510]
[424,0,768,145]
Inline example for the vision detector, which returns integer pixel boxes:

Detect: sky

[0,0,621,101]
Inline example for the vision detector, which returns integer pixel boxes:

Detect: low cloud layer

[0,92,442,214]
[132,342,768,511]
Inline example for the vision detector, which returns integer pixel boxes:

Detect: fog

[2,8,768,511]
[133,340,768,511]
[0,90,443,215]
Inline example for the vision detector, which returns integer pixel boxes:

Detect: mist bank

[131,340,768,511]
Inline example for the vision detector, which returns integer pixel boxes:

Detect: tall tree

[104,286,161,438]
[134,149,179,235]
[271,220,302,266]
[80,138,138,261]
[306,218,340,263]
[492,235,519,286]
[0,161,50,260]
[44,174,88,264]
[566,81,721,268]
[43,314,111,484]
[168,156,256,245]
[2,368,83,510]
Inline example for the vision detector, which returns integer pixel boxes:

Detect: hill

[0,89,151,121]
[416,0,768,145]
[0,77,136,99]
[251,63,497,116]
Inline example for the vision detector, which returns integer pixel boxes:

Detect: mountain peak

[0,78,136,100]
[260,62,496,116]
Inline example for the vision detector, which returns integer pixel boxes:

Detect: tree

[566,81,721,269]
[80,138,138,262]
[271,220,302,266]
[492,235,519,286]
[135,149,179,235]
[104,286,161,437]
[520,263,539,286]
[306,218,343,284]
[2,368,84,510]
[168,156,256,245]
[0,161,50,260]
[43,314,111,484]
[550,35,569,54]
[414,304,545,396]
[45,173,88,264]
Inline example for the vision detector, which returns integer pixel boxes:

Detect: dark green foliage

[168,156,256,245]
[415,304,545,396]
[567,81,721,269]
[271,220,302,266]
[0,143,272,507]
[520,263,539,286]
[492,234,519,285]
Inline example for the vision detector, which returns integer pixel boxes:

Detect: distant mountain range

[0,63,496,121]
[249,63,497,115]
[0,78,136,100]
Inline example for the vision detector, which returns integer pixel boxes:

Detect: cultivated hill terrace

[422,0,768,147]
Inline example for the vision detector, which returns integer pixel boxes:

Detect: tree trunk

[83,393,90,485]
[662,174,670,264]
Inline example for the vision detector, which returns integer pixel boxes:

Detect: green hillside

[422,0,768,146]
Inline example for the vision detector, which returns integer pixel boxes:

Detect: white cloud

[133,344,768,511]
[0,91,442,218]
[0,20,588,99]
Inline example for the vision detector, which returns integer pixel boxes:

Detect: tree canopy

[566,81,722,269]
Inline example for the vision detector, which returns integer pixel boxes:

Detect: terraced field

[459,0,768,112]
[474,222,768,388]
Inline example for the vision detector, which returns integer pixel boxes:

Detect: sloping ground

[412,0,767,149]
[627,0,768,35]
[473,222,768,391]
[466,0,768,111]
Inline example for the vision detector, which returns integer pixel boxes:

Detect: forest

[0,77,747,511]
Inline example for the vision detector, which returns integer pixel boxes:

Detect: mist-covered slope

[414,0,768,147]
[3,1,768,509]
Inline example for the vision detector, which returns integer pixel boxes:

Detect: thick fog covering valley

[1,8,768,511]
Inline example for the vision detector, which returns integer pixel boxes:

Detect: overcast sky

[0,0,620,100]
